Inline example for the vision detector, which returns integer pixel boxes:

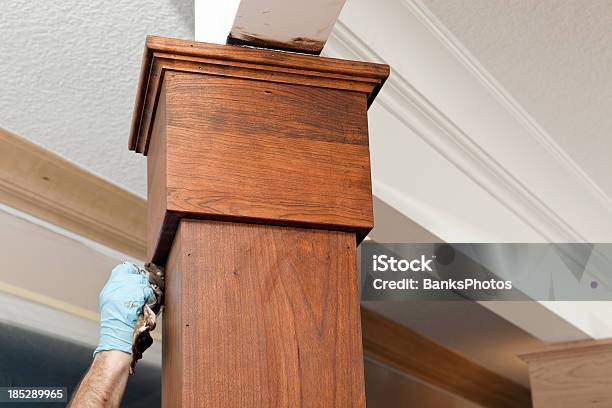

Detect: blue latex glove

[94,262,154,356]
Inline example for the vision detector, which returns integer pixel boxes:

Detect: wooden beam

[521,339,612,407]
[0,128,146,259]
[128,35,388,155]
[361,308,532,408]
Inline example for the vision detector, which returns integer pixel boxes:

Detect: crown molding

[328,22,581,243]
[325,0,612,341]
[404,0,612,209]
[327,0,612,243]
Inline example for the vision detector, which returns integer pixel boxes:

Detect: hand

[94,262,154,356]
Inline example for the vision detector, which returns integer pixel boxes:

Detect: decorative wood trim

[520,338,612,362]
[133,38,387,263]
[129,35,389,154]
[520,339,612,407]
[0,128,147,260]
[361,307,532,408]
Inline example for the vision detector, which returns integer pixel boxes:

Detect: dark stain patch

[42,176,50,181]
[291,37,324,50]
[227,31,325,55]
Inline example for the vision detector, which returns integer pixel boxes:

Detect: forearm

[71,262,154,407]
[69,350,131,408]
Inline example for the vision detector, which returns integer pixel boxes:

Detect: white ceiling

[0,0,194,198]
[421,0,612,198]
[3,0,609,203]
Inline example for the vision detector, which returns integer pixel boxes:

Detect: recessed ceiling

[422,0,612,198]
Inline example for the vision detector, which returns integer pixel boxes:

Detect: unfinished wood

[129,36,389,154]
[163,219,365,407]
[361,308,532,408]
[520,338,612,361]
[145,69,375,263]
[0,127,146,259]
[521,339,612,407]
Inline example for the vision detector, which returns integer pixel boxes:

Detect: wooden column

[129,36,388,407]
[521,339,612,407]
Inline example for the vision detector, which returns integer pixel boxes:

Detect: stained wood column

[521,339,612,407]
[129,36,388,407]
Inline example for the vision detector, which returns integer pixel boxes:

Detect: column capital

[129,35,389,155]
[129,36,389,264]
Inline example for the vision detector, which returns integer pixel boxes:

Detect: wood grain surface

[130,36,389,153]
[163,219,365,407]
[361,308,532,408]
[146,70,375,263]
[522,339,612,407]
[128,36,389,155]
